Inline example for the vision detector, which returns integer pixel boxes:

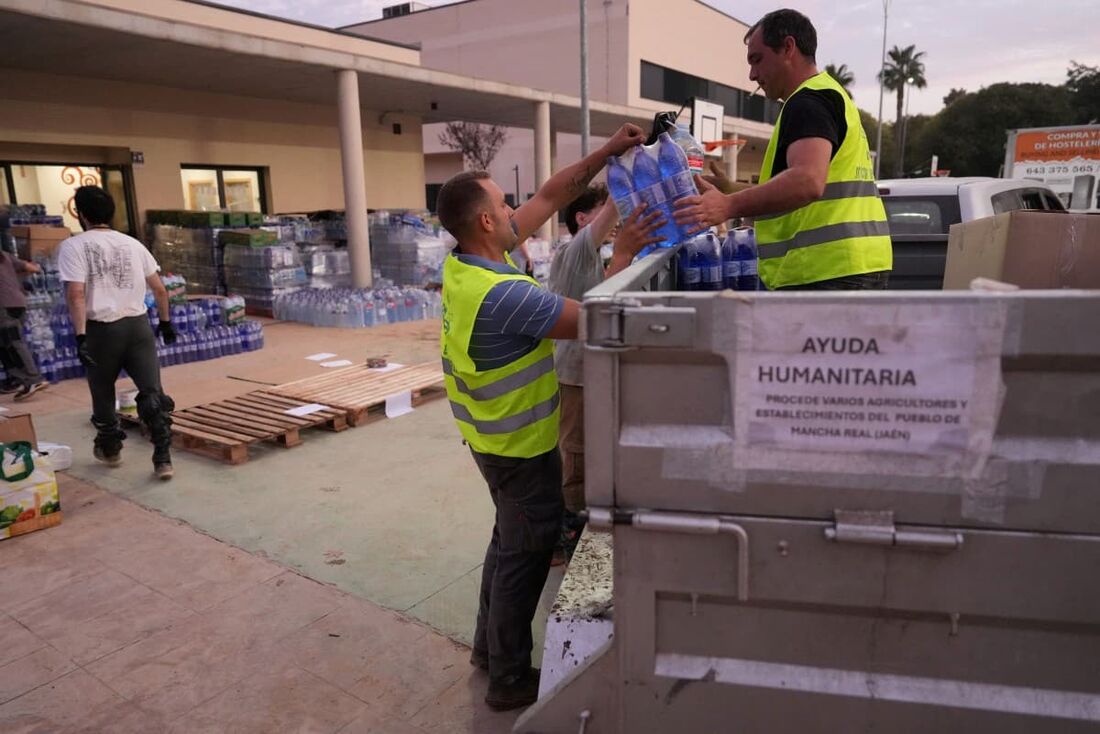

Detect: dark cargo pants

[470,446,564,682]
[86,316,173,465]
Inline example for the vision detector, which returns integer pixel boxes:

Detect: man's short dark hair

[745,9,817,61]
[73,186,115,226]
[437,170,492,241]
[563,184,608,236]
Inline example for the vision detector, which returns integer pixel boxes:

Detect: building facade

[345,0,778,206]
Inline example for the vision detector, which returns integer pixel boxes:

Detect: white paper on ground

[305,352,337,361]
[321,360,354,368]
[0,405,8,413]
[284,403,330,417]
[385,390,414,418]
[370,362,406,373]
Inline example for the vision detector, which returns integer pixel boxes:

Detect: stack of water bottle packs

[0,298,265,385]
[222,242,307,311]
[7,204,65,228]
[368,211,448,287]
[150,224,227,296]
[607,124,706,250]
[299,246,352,289]
[676,227,761,292]
[273,286,442,329]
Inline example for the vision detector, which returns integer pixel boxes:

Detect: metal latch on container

[591,304,695,349]
[825,510,963,552]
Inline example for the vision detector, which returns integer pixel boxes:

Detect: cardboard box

[0,410,38,451]
[10,225,71,260]
[944,211,1100,289]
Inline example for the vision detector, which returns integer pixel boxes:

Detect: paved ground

[0,318,563,732]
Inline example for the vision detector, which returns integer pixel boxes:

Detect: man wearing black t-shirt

[676,9,892,289]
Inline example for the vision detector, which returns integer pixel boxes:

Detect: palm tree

[878,45,928,176]
[825,63,855,98]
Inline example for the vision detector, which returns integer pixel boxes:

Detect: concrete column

[336,69,372,288]
[534,100,552,242]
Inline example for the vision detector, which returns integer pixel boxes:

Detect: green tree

[878,44,928,176]
[860,109,895,178]
[916,83,1074,176]
[1066,61,1100,124]
[943,88,967,107]
[825,63,855,97]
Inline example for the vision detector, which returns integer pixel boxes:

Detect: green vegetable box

[0,443,61,541]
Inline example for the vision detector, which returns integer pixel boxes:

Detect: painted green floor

[30,321,562,663]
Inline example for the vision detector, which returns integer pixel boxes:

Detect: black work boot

[485,668,540,711]
[92,417,124,466]
[138,391,175,481]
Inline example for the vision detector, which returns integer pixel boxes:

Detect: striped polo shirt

[455,253,565,372]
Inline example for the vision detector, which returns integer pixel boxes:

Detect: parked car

[877,177,1066,289]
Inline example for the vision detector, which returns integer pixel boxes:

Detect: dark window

[426,183,443,213]
[1041,191,1066,211]
[882,195,961,235]
[640,61,780,124]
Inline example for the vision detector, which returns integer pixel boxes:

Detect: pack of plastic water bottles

[606,125,706,250]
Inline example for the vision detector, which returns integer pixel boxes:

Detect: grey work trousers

[470,446,564,682]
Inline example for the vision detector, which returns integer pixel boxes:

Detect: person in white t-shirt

[58,186,177,480]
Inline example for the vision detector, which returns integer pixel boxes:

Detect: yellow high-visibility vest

[756,71,892,289]
[440,253,560,458]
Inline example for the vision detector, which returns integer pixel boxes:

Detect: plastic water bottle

[671,123,706,175]
[606,155,637,219]
[697,232,724,291]
[677,238,701,291]
[631,145,679,248]
[657,132,698,242]
[721,230,740,289]
[732,227,760,291]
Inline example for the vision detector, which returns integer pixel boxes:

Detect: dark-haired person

[57,186,177,480]
[545,184,649,565]
[676,8,892,290]
[0,205,49,400]
[435,123,652,711]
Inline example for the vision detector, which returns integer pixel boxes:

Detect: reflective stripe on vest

[756,72,892,289]
[443,353,556,401]
[440,253,560,458]
[448,390,560,435]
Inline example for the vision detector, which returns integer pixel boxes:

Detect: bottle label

[724,261,741,279]
[663,171,697,200]
[705,266,722,283]
[682,268,701,285]
[742,260,758,276]
[637,182,667,207]
[613,194,638,219]
[687,154,706,174]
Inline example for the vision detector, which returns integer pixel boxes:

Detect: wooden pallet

[120,391,347,464]
[267,361,446,426]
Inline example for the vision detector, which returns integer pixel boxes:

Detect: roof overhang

[0,0,657,136]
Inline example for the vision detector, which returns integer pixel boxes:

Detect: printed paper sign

[385,391,414,419]
[321,360,353,368]
[737,302,1003,458]
[306,353,337,361]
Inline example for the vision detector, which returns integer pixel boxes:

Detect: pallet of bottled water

[273,287,443,328]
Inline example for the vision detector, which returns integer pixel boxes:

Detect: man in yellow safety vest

[676,8,893,290]
[436,123,664,711]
